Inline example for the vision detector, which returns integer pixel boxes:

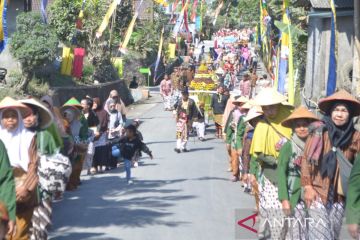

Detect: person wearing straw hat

[0,97,39,240]
[61,98,89,191]
[20,98,60,240]
[242,105,263,194]
[224,96,249,182]
[276,106,319,239]
[301,90,360,240]
[249,88,292,239]
[40,95,66,149]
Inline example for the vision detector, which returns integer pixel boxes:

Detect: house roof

[310,0,354,9]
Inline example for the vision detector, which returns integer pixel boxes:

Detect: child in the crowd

[118,125,153,184]
[107,99,124,140]
[132,119,143,168]
[192,102,206,141]
[175,111,188,153]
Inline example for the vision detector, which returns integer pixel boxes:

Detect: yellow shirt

[250,105,292,158]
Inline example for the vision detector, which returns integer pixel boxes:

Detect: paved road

[49,94,256,240]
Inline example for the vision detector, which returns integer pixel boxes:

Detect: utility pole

[354,0,360,97]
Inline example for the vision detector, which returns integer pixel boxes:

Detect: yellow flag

[283,0,294,104]
[61,47,74,76]
[169,43,176,59]
[120,14,137,52]
[112,57,123,77]
[96,0,119,38]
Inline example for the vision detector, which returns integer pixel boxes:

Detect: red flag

[191,0,198,22]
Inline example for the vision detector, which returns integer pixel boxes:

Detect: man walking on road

[211,85,229,139]
[174,89,197,153]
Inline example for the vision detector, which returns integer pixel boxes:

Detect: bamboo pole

[354,0,360,97]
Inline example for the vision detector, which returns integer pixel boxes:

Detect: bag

[336,148,353,196]
[38,153,72,193]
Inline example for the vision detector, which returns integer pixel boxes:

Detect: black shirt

[118,137,151,160]
[211,93,229,115]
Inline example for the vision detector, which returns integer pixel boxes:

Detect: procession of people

[156,27,360,239]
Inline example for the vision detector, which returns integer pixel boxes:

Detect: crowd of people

[0,89,152,240]
[157,27,360,239]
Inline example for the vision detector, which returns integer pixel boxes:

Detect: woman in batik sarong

[249,88,292,239]
[20,98,56,240]
[302,90,360,240]
[277,106,318,239]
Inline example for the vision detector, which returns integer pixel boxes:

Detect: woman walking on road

[277,106,318,239]
[301,90,360,240]
[249,88,292,239]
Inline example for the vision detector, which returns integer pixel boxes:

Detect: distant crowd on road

[158,27,360,239]
[0,89,153,240]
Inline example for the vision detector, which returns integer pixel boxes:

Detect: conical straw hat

[20,98,54,129]
[0,96,31,117]
[241,99,256,110]
[318,89,360,115]
[233,96,249,104]
[244,106,263,122]
[253,88,288,106]
[62,97,82,109]
[281,106,319,128]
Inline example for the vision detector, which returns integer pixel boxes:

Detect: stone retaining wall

[50,80,134,107]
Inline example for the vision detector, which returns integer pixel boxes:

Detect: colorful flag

[72,48,86,78]
[112,57,123,77]
[172,0,189,37]
[326,0,337,96]
[277,0,294,104]
[96,0,120,38]
[169,43,176,59]
[191,0,198,22]
[154,28,165,81]
[119,0,143,53]
[0,0,7,53]
[61,47,74,76]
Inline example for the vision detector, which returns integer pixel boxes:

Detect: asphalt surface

[49,94,256,240]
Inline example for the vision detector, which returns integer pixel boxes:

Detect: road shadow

[51,175,193,235]
[51,232,120,240]
[187,147,214,152]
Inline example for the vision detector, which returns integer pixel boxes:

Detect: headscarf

[0,108,35,171]
[104,90,127,115]
[64,108,81,138]
[320,103,354,179]
[250,105,292,158]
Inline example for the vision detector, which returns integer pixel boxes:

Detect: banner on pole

[96,0,120,38]
[0,0,7,53]
[119,0,143,53]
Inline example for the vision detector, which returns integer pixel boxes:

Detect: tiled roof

[310,0,354,9]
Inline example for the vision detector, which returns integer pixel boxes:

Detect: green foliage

[11,13,58,71]
[10,12,58,90]
[48,0,83,44]
[27,78,50,98]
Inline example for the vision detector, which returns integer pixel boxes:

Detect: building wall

[304,14,354,106]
